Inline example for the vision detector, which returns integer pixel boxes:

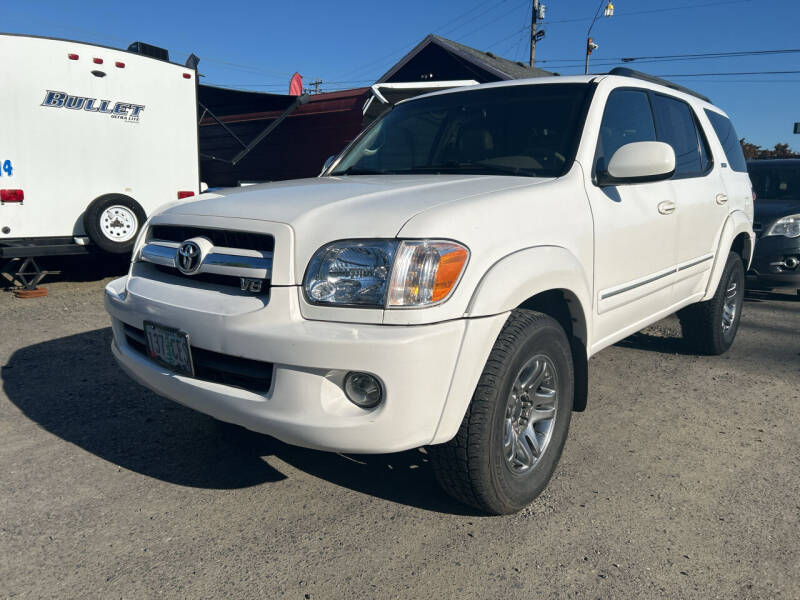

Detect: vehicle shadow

[1,328,476,515]
[616,288,797,355]
[615,330,698,355]
[744,287,800,303]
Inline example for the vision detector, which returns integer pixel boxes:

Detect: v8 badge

[240,278,263,293]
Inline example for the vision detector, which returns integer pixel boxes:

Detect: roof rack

[607,67,711,103]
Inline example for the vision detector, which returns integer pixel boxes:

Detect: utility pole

[306,79,323,94]
[530,1,546,67]
[585,38,598,75]
[530,0,538,67]
[585,1,613,74]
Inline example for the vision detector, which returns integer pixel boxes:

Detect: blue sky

[5,0,798,148]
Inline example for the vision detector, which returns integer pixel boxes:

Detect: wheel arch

[87,191,140,208]
[466,245,592,349]
[516,288,589,412]
[731,231,752,268]
[702,211,755,302]
[458,245,592,420]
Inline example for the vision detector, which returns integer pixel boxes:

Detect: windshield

[331,83,592,178]
[748,163,800,201]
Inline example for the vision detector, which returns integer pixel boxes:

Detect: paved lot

[1,258,798,599]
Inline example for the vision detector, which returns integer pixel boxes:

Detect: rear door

[703,109,754,225]
[649,92,723,300]
[584,88,680,347]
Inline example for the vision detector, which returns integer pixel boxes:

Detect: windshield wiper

[447,161,534,177]
[335,167,388,176]
[406,162,535,177]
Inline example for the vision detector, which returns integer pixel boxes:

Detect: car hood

[162,175,551,279]
[166,175,548,232]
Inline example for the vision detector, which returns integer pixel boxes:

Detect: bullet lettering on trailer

[40,90,145,121]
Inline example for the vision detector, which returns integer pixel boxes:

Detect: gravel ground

[1,258,798,599]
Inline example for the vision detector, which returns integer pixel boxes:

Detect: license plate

[144,321,194,376]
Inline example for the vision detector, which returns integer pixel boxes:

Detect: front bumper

[748,235,800,288]
[105,276,506,453]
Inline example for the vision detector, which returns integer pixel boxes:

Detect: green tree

[739,139,800,160]
[740,138,761,159]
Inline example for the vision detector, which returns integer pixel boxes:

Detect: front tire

[429,310,574,515]
[83,194,146,254]
[678,252,745,355]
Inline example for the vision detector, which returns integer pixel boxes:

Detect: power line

[336,0,529,81]
[543,0,753,25]
[334,0,511,80]
[537,48,800,65]
[451,0,531,45]
[486,24,530,51]
[659,70,800,77]
[510,3,533,62]
[217,79,375,89]
[483,0,756,58]
[438,0,514,37]
[673,79,800,83]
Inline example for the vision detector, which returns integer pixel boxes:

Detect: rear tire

[678,252,745,355]
[429,309,574,515]
[83,194,145,254]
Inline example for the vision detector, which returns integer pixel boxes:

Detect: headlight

[304,239,469,308]
[304,240,396,306]
[765,214,800,238]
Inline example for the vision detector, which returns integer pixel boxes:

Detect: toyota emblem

[177,240,202,274]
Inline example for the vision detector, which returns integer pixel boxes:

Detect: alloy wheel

[503,354,558,475]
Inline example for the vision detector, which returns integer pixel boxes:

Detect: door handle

[658,200,676,215]
[716,193,729,205]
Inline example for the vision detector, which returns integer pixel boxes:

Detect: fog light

[344,372,383,409]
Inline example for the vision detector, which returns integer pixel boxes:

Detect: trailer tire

[84,195,146,254]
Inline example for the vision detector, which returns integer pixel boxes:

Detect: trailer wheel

[84,195,146,254]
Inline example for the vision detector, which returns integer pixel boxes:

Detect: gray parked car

[747,159,800,294]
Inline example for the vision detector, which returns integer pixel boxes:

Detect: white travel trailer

[0,34,199,261]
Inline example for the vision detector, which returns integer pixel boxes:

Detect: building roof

[377,34,553,84]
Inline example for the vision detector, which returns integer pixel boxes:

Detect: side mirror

[320,154,338,176]
[597,141,675,186]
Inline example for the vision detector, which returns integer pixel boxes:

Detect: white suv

[105,69,754,514]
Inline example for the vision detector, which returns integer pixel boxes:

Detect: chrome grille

[148,225,274,252]
[139,226,273,289]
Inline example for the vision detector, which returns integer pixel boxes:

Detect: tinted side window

[748,164,800,200]
[652,94,704,177]
[704,109,747,172]
[596,89,656,171]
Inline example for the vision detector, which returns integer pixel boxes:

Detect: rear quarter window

[704,109,747,172]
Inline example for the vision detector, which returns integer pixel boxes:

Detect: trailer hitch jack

[1,257,58,298]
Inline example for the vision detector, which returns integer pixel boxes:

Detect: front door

[584,88,680,349]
